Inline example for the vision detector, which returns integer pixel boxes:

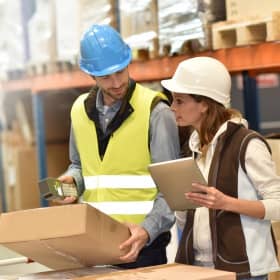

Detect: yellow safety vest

[71,84,165,224]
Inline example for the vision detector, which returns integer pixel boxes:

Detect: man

[58,24,180,268]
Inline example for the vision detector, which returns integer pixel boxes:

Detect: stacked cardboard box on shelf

[0,89,81,211]
[212,0,280,50]
[15,91,80,144]
[1,128,70,211]
[226,0,280,21]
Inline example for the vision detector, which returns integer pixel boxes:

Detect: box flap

[0,204,87,242]
[0,204,131,270]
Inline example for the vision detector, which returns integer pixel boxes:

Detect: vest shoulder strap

[239,131,271,174]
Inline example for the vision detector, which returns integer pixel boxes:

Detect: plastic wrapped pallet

[54,0,80,64]
[79,0,116,33]
[0,0,26,80]
[120,0,158,59]
[55,0,116,63]
[158,0,226,55]
[28,0,57,71]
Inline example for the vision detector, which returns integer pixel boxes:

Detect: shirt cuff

[262,199,280,220]
[63,169,85,196]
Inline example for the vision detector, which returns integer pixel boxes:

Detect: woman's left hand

[185,183,229,210]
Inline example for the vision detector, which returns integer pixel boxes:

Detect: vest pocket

[216,211,248,264]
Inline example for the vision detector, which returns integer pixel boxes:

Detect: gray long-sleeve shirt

[64,93,180,244]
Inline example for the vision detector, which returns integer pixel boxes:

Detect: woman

[161,57,280,280]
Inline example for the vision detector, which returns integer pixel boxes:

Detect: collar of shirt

[189,117,248,158]
[95,89,123,133]
[96,89,122,115]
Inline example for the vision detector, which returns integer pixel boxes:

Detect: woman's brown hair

[190,94,242,148]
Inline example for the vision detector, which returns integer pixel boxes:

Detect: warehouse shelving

[1,41,280,208]
[2,41,280,92]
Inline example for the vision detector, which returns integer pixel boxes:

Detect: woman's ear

[200,101,208,114]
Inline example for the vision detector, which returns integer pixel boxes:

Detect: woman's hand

[185,183,230,210]
[186,183,265,219]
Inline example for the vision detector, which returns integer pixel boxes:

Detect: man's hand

[119,223,149,263]
[53,175,77,204]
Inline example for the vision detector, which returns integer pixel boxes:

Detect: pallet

[26,60,78,77]
[159,24,213,56]
[131,38,160,62]
[212,11,280,50]
[161,39,211,57]
[6,69,27,80]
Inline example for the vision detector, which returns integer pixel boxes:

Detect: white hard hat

[161,57,231,107]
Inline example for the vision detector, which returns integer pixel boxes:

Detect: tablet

[148,157,207,210]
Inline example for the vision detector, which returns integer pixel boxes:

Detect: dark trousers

[116,231,171,269]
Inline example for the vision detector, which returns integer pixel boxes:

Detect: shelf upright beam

[0,124,7,212]
[20,0,36,62]
[114,0,120,32]
[32,93,48,207]
[242,71,260,132]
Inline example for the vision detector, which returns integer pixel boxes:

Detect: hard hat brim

[161,78,197,95]
[161,78,230,107]
[80,51,132,77]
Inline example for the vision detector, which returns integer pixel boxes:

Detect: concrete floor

[0,245,51,279]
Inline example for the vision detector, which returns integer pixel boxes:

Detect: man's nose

[111,75,122,87]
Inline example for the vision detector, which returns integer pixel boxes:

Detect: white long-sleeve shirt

[176,118,280,267]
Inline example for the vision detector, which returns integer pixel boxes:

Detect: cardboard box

[1,130,70,211]
[20,266,121,280]
[226,0,280,21]
[0,204,131,270]
[1,130,27,211]
[73,263,236,280]
[270,221,280,279]
[16,91,80,144]
[267,139,280,176]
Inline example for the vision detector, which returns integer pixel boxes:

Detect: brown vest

[175,122,276,279]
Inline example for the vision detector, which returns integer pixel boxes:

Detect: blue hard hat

[79,24,132,76]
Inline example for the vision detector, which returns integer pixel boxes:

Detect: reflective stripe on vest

[86,201,154,215]
[84,175,156,189]
[77,201,152,224]
[82,174,157,223]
